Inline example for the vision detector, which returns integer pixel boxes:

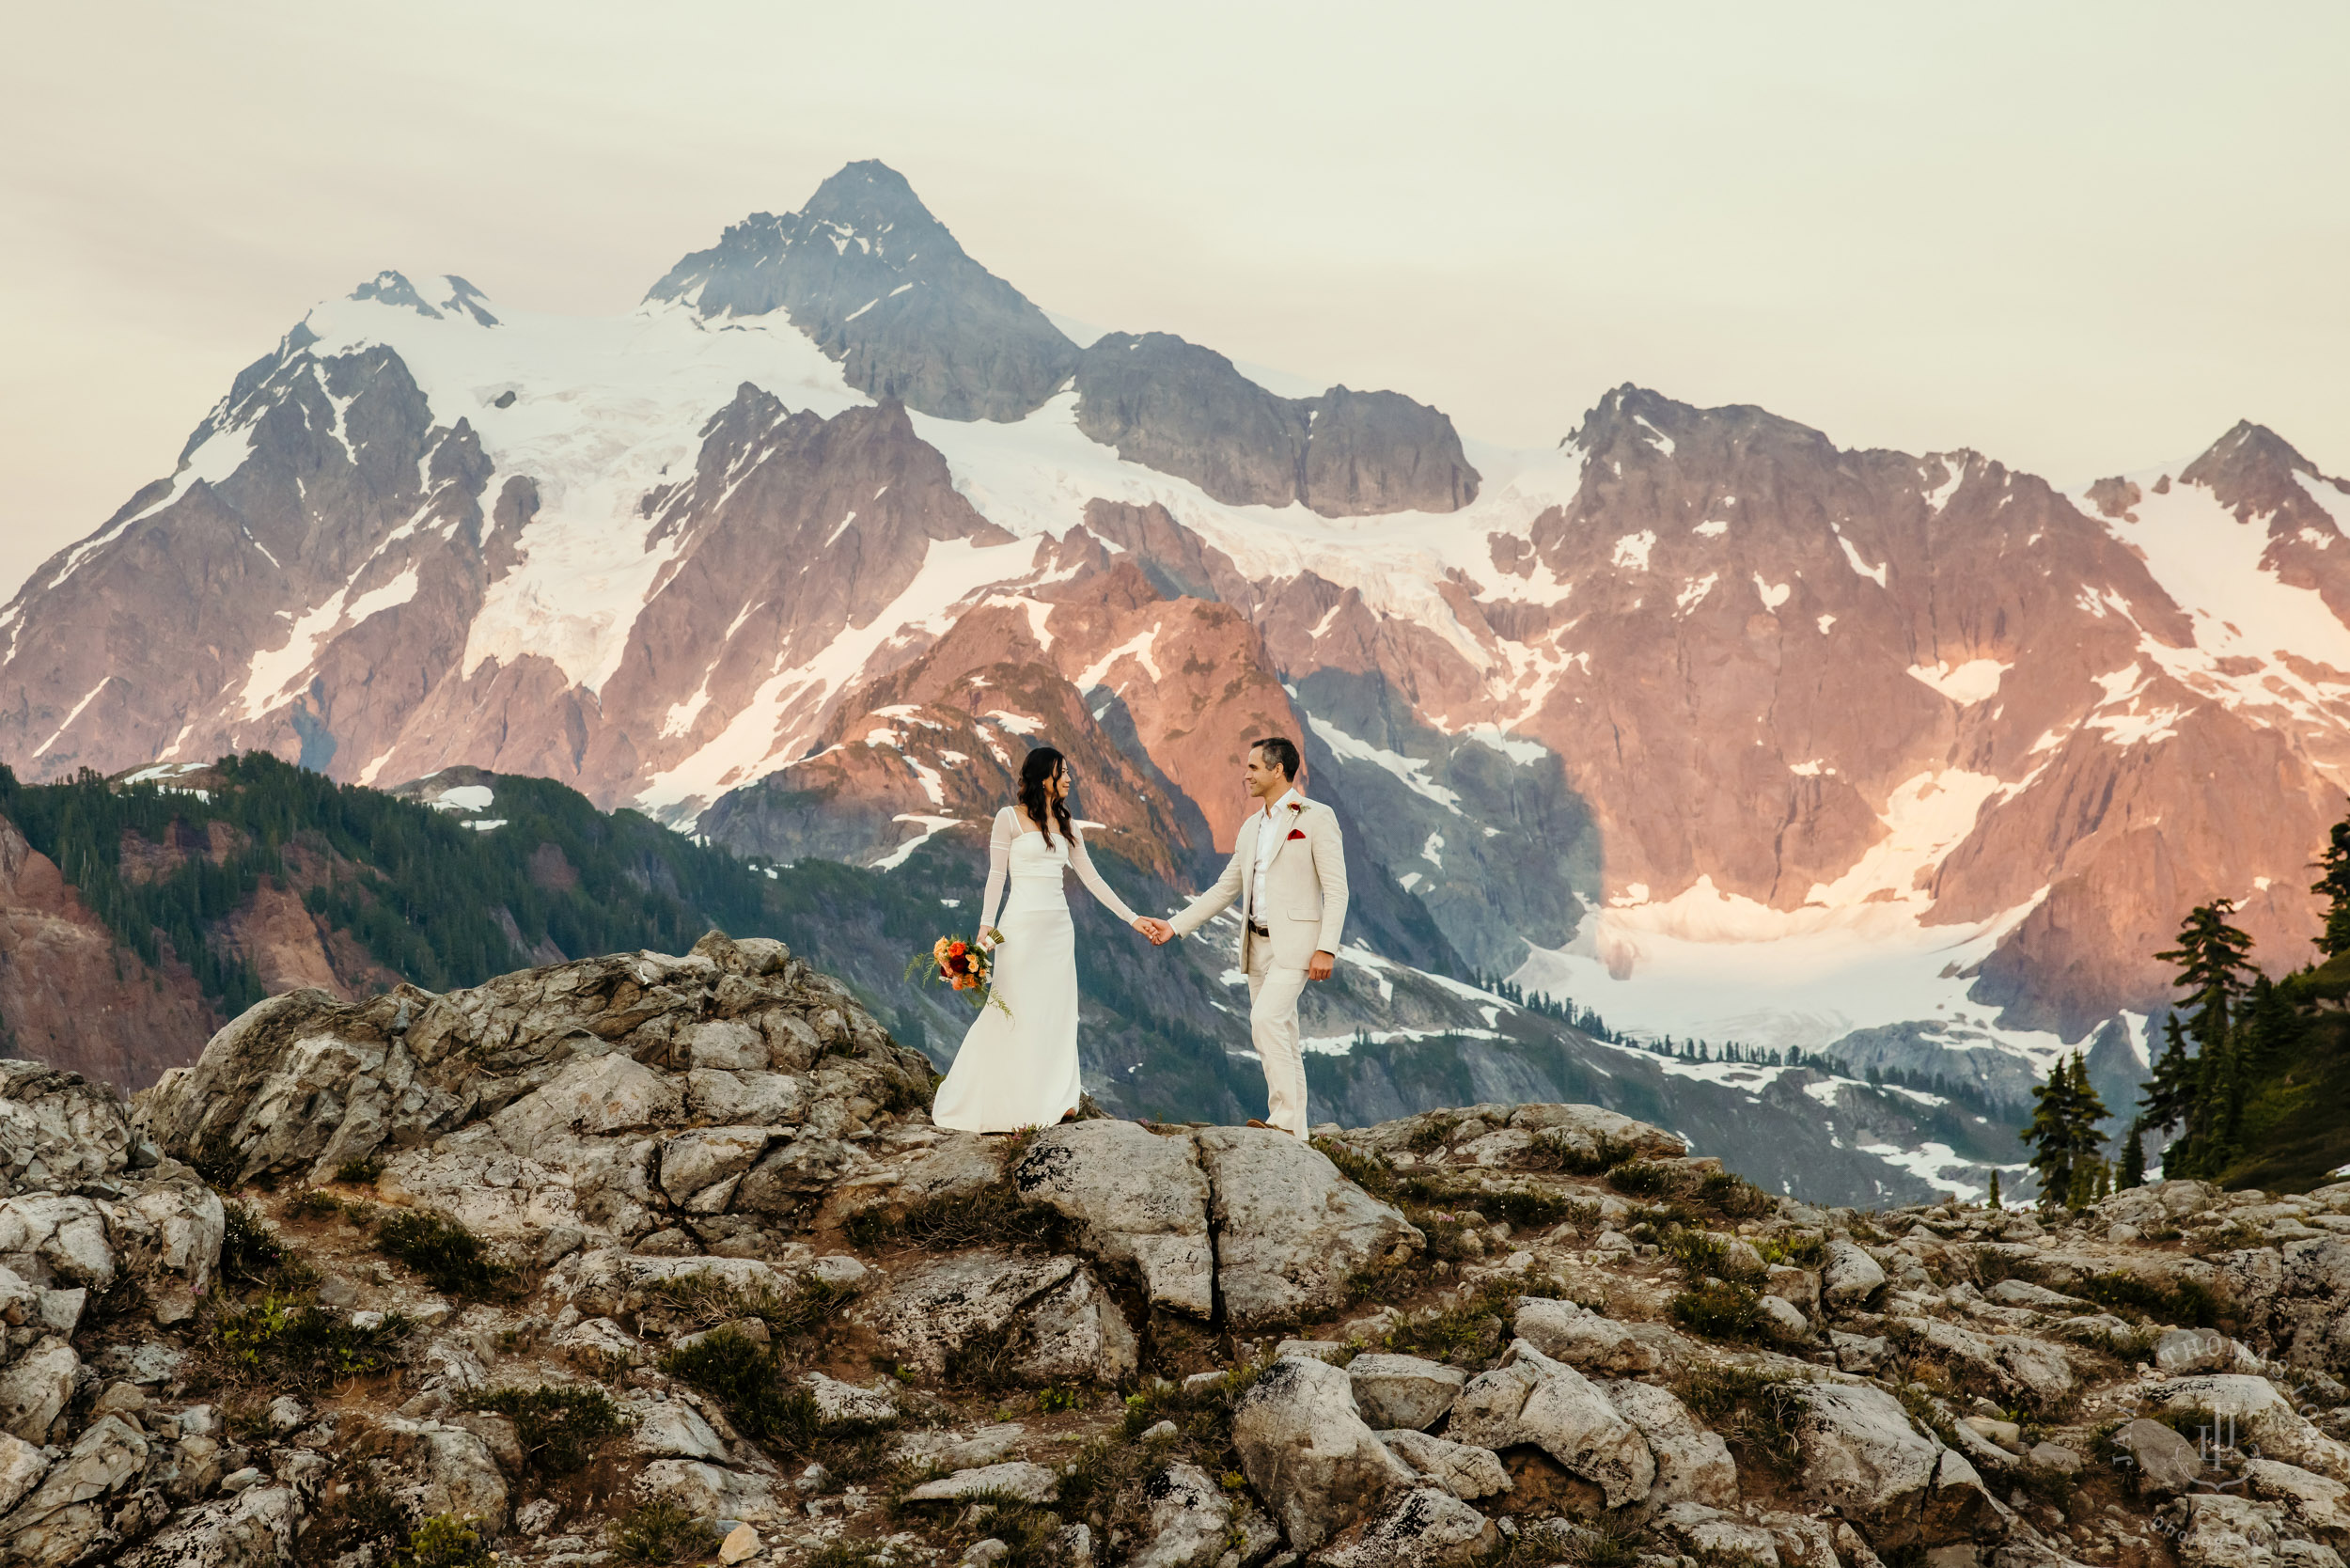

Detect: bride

[931,746,1159,1133]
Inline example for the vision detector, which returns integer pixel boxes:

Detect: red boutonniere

[1288,801,1305,812]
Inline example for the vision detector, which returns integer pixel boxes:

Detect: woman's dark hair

[1019,746,1075,849]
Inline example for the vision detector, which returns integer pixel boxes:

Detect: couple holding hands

[930,735,1348,1139]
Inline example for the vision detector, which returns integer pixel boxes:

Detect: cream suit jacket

[1169,796,1349,970]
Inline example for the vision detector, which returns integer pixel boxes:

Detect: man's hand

[1308,949,1335,981]
[1134,917,1174,946]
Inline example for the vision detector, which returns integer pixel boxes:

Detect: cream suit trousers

[1246,937,1311,1137]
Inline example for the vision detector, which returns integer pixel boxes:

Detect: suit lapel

[1261,800,1302,882]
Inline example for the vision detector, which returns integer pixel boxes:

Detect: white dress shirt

[1246,788,1303,922]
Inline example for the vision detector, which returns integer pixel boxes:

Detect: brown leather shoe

[1246,1119,1271,1129]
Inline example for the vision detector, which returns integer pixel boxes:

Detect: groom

[1139,736,1348,1137]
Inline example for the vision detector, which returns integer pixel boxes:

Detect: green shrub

[1376,1278,1529,1364]
[219,1200,290,1289]
[841,1182,1073,1254]
[1523,1131,1639,1177]
[402,1513,493,1568]
[609,1500,721,1565]
[213,1292,413,1388]
[1605,1161,1683,1197]
[374,1210,518,1300]
[1661,1228,1764,1287]
[1755,1231,1826,1267]
[1404,1116,1461,1155]
[461,1386,625,1477]
[1674,1364,1804,1473]
[1312,1137,1402,1203]
[2076,1272,2223,1329]
[659,1326,897,1475]
[1698,1172,1774,1219]
[287,1189,345,1220]
[1668,1281,1771,1342]
[302,1473,410,1563]
[334,1153,386,1185]
[640,1267,859,1356]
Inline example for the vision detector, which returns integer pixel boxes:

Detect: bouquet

[906,930,1010,1016]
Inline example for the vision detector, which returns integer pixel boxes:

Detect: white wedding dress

[931,807,1138,1133]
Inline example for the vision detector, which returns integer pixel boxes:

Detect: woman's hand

[1133,917,1174,946]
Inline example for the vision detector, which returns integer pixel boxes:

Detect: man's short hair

[1250,735,1301,781]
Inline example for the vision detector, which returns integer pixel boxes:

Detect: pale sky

[4,2,2345,600]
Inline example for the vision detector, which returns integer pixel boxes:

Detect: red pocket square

[1287,828,1308,840]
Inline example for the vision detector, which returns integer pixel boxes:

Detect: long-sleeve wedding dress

[931,807,1137,1133]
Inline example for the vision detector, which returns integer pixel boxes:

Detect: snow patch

[1906,659,2009,705]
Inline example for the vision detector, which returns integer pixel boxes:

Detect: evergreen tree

[2022,1059,2075,1207]
[2311,801,2350,958]
[1987,1168,2001,1210]
[2117,1116,2146,1188]
[2140,1013,2194,1138]
[2154,899,2257,1050]
[2024,1051,2107,1209]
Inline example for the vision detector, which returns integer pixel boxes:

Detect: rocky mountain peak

[347,271,499,327]
[795,158,962,258]
[2181,417,2341,520]
[642,161,1077,423]
[1073,331,1479,516]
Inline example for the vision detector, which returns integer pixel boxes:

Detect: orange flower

[948,941,966,957]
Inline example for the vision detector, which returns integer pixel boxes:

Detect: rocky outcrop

[1072,332,1478,517]
[1010,1121,1213,1315]
[1447,1341,1655,1510]
[1230,1355,1414,1550]
[1198,1128,1423,1325]
[5,932,2350,1568]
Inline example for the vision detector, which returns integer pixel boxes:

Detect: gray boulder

[358,1415,509,1529]
[871,1250,1135,1385]
[1348,1355,1466,1432]
[0,1414,153,1567]
[634,1459,788,1523]
[1512,1298,1659,1374]
[1791,1383,1942,1544]
[2113,1418,2203,1495]
[1197,1129,1422,1325]
[1823,1241,1887,1309]
[0,1339,77,1443]
[1308,1487,1496,1568]
[0,1432,48,1515]
[1012,1121,1214,1316]
[2145,1376,2350,1482]
[909,1463,1061,1504]
[117,1482,301,1568]
[1598,1379,1737,1513]
[1445,1341,1653,1510]
[2169,1493,2284,1568]
[1375,1431,1511,1500]
[1230,1356,1414,1550]
[2245,1458,2350,1541]
[1652,1502,1782,1568]
[1130,1461,1233,1568]
[633,1401,730,1462]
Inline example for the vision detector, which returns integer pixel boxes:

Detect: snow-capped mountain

[8,160,2350,1200]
